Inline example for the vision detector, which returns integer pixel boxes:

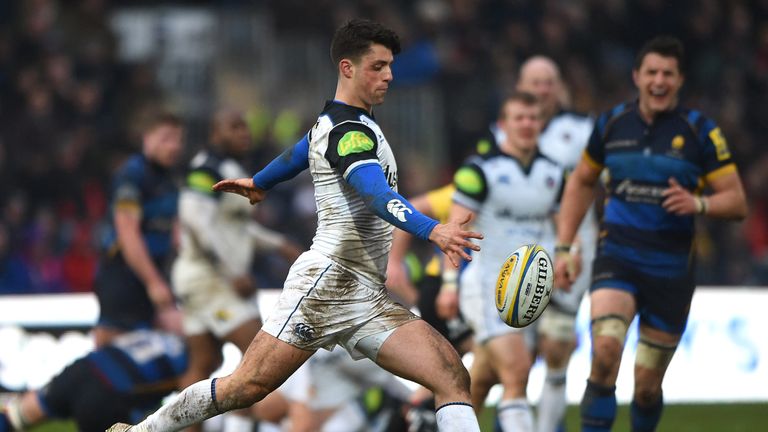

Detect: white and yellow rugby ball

[495,244,554,328]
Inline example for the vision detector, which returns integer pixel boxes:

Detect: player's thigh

[218,330,315,403]
[374,319,468,394]
[224,317,262,353]
[589,288,636,321]
[485,332,533,387]
[184,332,224,377]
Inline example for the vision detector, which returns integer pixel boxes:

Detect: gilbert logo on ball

[495,244,554,328]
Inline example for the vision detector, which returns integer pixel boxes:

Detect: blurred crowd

[1,0,767,295]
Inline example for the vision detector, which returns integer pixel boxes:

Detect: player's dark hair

[330,19,400,66]
[143,111,183,133]
[634,36,685,73]
[498,91,539,119]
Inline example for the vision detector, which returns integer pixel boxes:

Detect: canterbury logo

[294,323,315,341]
[386,199,412,222]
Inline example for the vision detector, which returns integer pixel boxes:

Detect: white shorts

[172,258,261,338]
[307,349,392,410]
[262,250,418,360]
[459,261,537,345]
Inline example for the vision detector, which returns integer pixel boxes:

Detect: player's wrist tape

[695,196,708,215]
[555,243,572,254]
[442,269,458,292]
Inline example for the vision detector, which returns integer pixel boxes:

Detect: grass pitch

[29,403,767,431]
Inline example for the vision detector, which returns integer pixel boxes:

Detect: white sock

[133,379,222,432]
[498,398,534,432]
[537,368,567,432]
[435,402,480,432]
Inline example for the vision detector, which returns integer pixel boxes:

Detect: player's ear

[340,59,354,79]
[632,68,640,87]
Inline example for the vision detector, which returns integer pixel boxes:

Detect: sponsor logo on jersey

[338,131,374,156]
[605,139,638,150]
[708,127,731,161]
[383,164,398,189]
[614,179,665,204]
[386,199,412,222]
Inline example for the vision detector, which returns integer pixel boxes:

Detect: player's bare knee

[633,384,662,406]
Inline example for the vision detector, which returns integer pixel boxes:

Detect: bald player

[172,109,303,431]
[494,57,595,432]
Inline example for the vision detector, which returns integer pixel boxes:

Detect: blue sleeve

[252,135,310,190]
[347,163,439,241]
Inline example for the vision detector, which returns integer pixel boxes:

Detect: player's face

[144,124,183,168]
[517,65,560,116]
[219,115,251,157]
[633,53,684,119]
[352,43,394,108]
[499,101,542,152]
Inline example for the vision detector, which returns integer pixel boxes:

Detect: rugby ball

[495,244,554,328]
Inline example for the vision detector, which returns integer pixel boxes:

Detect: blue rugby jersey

[102,154,179,261]
[86,330,188,394]
[584,101,737,277]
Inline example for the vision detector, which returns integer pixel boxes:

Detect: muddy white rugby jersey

[177,150,284,278]
[307,100,399,284]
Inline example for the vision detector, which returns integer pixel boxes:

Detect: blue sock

[630,394,663,432]
[580,380,617,432]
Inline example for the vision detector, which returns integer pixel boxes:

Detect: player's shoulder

[532,150,562,170]
[321,100,374,128]
[594,101,635,134]
[676,105,719,137]
[115,153,147,181]
[553,109,593,124]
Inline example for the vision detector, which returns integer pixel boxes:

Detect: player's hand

[232,274,257,298]
[429,214,483,268]
[662,177,697,215]
[554,250,580,292]
[156,305,183,335]
[147,279,175,310]
[436,289,459,320]
[212,178,267,205]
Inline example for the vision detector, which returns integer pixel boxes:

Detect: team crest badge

[671,135,685,150]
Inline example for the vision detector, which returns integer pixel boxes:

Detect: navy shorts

[94,255,156,330]
[38,357,163,432]
[590,255,695,334]
[418,274,473,348]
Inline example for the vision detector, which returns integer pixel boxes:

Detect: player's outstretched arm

[213,135,310,204]
[346,163,483,262]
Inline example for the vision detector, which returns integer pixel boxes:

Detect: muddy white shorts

[262,250,418,360]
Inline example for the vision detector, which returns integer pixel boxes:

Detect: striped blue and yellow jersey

[585,101,737,277]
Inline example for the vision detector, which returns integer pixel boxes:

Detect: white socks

[498,398,534,432]
[133,378,221,432]
[435,402,480,432]
[537,368,567,432]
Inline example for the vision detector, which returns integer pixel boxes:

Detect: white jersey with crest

[454,149,564,268]
[307,100,399,285]
[454,149,564,341]
[539,111,597,243]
